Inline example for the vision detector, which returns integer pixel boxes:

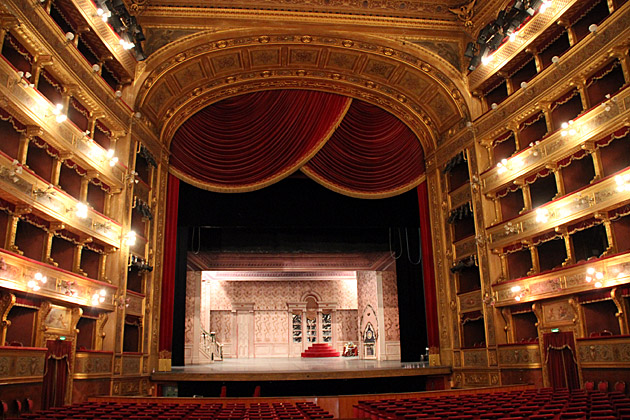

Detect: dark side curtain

[170,90,351,192]
[42,339,72,409]
[543,331,580,390]
[302,99,425,198]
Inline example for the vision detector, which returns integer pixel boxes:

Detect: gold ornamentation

[448,0,476,28]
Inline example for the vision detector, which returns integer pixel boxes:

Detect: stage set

[153,251,449,397]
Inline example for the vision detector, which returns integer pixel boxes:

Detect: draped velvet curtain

[170,90,351,192]
[170,90,426,198]
[159,174,179,355]
[302,99,425,198]
[42,340,72,409]
[543,331,580,390]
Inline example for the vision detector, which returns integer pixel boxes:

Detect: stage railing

[201,328,223,361]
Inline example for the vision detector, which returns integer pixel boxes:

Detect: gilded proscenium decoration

[468,0,575,90]
[134,29,471,154]
[486,165,630,249]
[0,60,126,190]
[492,250,630,306]
[0,249,117,311]
[474,4,630,141]
[482,85,630,195]
[0,157,123,248]
[448,0,476,28]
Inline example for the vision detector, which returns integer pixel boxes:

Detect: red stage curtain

[543,331,580,390]
[418,182,439,354]
[42,339,72,409]
[302,100,425,198]
[159,174,179,354]
[170,90,351,192]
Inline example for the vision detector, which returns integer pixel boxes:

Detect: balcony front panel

[74,350,114,379]
[577,335,630,368]
[0,248,117,311]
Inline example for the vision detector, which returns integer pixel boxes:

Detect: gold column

[74,238,92,276]
[540,102,554,133]
[563,231,575,266]
[30,55,53,90]
[529,243,540,275]
[601,218,616,255]
[6,206,31,254]
[586,144,604,182]
[95,312,108,350]
[521,183,532,213]
[0,292,16,346]
[44,222,64,266]
[549,164,565,199]
[52,152,73,187]
[576,80,590,112]
[612,46,630,84]
[18,126,44,166]
[527,47,543,73]
[558,19,576,47]
[0,15,19,54]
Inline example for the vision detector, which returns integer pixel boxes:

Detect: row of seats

[7,401,333,420]
[584,381,626,393]
[1,398,34,418]
[352,388,630,420]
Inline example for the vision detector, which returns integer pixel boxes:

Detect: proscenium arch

[134,28,472,158]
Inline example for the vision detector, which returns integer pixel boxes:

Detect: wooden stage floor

[152,357,450,382]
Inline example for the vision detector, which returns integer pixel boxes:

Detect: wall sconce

[504,222,518,234]
[91,289,107,305]
[62,280,77,297]
[496,158,509,174]
[539,0,551,13]
[551,56,559,64]
[115,295,130,310]
[16,71,35,88]
[529,140,541,156]
[33,184,56,198]
[51,103,67,123]
[67,202,89,218]
[560,120,576,137]
[615,174,630,192]
[92,221,111,231]
[535,207,551,223]
[125,170,139,185]
[95,7,111,22]
[601,93,618,112]
[106,149,118,167]
[124,231,137,246]
[27,272,47,291]
[511,285,529,301]
[8,159,23,182]
[585,267,604,288]
[589,24,598,34]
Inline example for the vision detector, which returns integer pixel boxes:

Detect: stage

[151,358,451,397]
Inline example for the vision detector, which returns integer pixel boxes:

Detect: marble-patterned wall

[382,270,400,342]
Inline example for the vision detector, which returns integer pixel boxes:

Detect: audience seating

[6,400,333,420]
[352,388,630,420]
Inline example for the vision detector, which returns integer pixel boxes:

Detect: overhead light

[509,32,517,42]
[540,0,551,14]
[536,208,550,223]
[106,149,115,158]
[511,285,521,293]
[481,54,493,65]
[34,272,47,283]
[109,156,119,167]
[92,289,107,305]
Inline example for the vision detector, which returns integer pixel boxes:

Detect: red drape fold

[42,340,71,409]
[418,182,439,353]
[159,174,179,354]
[170,90,351,192]
[302,100,425,198]
[543,331,580,390]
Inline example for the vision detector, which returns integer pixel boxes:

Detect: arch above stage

[134,28,472,159]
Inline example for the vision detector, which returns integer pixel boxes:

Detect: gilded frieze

[498,345,541,367]
[462,348,488,367]
[74,351,113,377]
[449,183,472,210]
[458,290,482,312]
[577,337,630,366]
[0,347,46,382]
[122,354,142,376]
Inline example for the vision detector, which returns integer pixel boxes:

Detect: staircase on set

[301,343,340,358]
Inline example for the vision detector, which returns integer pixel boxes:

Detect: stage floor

[152,357,450,382]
